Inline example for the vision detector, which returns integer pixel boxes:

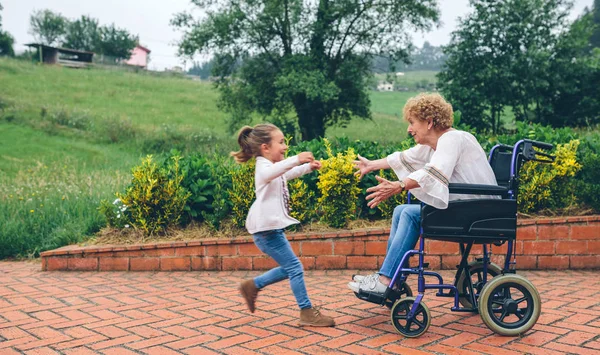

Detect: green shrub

[117,155,190,236]
[177,152,216,223]
[228,159,255,228]
[201,154,233,230]
[289,174,316,224]
[317,139,361,228]
[574,152,600,212]
[518,140,582,213]
[98,198,130,228]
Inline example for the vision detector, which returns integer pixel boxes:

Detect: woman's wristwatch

[398,180,406,192]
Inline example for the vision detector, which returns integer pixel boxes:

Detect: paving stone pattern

[1,261,600,354]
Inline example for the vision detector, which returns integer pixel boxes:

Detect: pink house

[125,45,151,69]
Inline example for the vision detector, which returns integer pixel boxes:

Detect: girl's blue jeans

[252,229,312,309]
[379,204,421,278]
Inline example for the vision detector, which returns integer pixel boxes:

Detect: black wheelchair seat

[422,198,517,243]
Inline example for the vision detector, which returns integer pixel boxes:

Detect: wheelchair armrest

[448,183,508,196]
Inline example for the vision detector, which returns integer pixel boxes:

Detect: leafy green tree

[62,15,101,52]
[172,0,440,140]
[0,2,14,56]
[590,0,600,48]
[371,42,447,72]
[438,0,574,133]
[538,10,600,127]
[29,9,67,45]
[187,60,215,79]
[97,23,138,60]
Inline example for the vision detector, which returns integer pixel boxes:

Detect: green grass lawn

[0,57,416,175]
[0,123,140,177]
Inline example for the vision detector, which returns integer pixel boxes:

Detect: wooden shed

[25,43,94,68]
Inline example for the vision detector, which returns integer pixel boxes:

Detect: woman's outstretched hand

[365,175,403,208]
[353,154,371,180]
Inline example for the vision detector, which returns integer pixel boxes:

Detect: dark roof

[24,43,95,56]
[135,45,151,53]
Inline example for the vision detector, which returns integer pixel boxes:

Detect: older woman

[348,93,498,294]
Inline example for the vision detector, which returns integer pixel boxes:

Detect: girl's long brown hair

[230,123,279,163]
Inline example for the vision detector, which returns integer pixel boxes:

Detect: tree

[371,42,447,73]
[97,23,138,60]
[0,2,14,56]
[172,0,440,140]
[187,60,215,79]
[591,0,600,48]
[29,9,67,45]
[62,15,101,52]
[438,0,574,133]
[538,9,600,127]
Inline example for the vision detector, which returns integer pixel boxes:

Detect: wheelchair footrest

[353,290,387,306]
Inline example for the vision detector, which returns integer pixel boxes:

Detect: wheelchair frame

[353,139,555,337]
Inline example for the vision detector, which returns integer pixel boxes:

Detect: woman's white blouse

[387,130,498,209]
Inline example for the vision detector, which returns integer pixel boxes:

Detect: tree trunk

[294,95,325,141]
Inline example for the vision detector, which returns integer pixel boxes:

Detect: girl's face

[261,129,287,163]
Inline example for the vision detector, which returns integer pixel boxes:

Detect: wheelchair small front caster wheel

[384,282,413,309]
[390,297,431,337]
[478,274,541,336]
[456,261,502,309]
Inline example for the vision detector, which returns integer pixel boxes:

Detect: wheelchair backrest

[489,148,513,189]
[488,140,555,200]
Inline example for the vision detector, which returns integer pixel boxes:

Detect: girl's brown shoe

[239,279,259,313]
[298,307,335,327]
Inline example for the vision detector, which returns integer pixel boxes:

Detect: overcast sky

[2,0,595,71]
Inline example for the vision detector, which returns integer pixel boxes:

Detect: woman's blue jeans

[252,229,312,310]
[379,204,421,278]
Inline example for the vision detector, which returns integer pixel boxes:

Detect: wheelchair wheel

[478,274,541,336]
[456,261,502,309]
[390,297,431,338]
[385,282,413,309]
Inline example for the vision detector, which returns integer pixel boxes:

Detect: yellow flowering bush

[117,155,190,236]
[518,140,582,213]
[317,139,361,228]
[228,159,255,228]
[289,177,315,224]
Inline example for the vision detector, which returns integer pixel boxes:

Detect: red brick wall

[41,216,600,271]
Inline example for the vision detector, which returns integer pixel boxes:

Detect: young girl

[231,123,335,327]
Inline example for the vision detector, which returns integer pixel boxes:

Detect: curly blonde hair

[403,93,454,130]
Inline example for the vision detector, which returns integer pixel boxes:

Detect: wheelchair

[353,139,555,337]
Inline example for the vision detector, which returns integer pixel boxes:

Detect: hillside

[0,58,420,178]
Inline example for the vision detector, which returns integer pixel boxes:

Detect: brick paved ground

[1,261,600,354]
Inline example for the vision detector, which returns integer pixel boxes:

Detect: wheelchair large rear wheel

[390,297,431,338]
[478,274,541,336]
[456,261,502,309]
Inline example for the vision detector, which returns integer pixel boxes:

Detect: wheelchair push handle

[525,139,553,151]
[521,139,555,163]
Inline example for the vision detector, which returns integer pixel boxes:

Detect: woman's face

[262,129,287,163]
[406,116,431,145]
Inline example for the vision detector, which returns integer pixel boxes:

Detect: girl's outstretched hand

[309,160,322,171]
[298,151,315,164]
[353,154,371,180]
